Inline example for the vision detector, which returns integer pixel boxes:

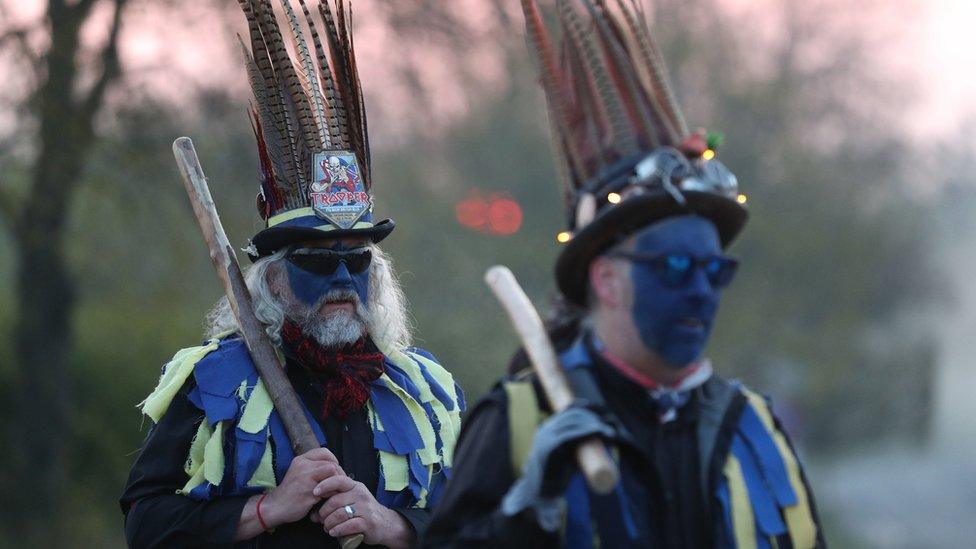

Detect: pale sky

[913,0,976,135]
[3,0,976,139]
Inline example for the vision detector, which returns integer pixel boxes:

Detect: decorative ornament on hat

[238,0,393,257]
[519,0,751,303]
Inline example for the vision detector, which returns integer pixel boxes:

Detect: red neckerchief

[281,322,385,420]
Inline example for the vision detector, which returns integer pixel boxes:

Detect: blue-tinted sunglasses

[608,251,739,289]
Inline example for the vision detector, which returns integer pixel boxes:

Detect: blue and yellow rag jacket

[138,334,464,510]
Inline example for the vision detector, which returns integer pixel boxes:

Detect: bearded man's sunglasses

[286,247,372,275]
[607,251,739,289]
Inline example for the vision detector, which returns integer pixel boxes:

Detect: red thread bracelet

[256,492,271,531]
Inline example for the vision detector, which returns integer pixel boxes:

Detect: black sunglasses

[607,251,738,289]
[286,247,372,276]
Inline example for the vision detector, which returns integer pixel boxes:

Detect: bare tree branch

[74,0,100,17]
[78,0,129,138]
[0,27,40,66]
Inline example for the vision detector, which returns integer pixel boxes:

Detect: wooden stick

[484,266,619,495]
[173,137,364,549]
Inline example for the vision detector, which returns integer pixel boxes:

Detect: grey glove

[500,404,615,532]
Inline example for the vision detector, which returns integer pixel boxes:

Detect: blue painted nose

[332,261,353,286]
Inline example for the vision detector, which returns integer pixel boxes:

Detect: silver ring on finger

[344,504,356,518]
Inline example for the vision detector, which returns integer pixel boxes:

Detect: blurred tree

[0,0,949,544]
[0,0,131,543]
[648,0,939,449]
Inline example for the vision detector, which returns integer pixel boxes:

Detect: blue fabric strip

[613,482,639,540]
[368,382,424,455]
[738,404,797,506]
[407,346,465,411]
[731,436,787,536]
[234,427,269,491]
[564,473,594,549]
[585,481,641,546]
[187,387,203,410]
[406,347,437,362]
[372,425,397,453]
[560,340,591,371]
[267,406,327,483]
[383,360,424,403]
[411,355,455,412]
[716,479,737,549]
[408,452,428,499]
[187,481,214,501]
[454,382,466,412]
[194,339,252,396]
[193,339,253,426]
[268,411,293,482]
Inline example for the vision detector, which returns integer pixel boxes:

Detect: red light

[487,198,522,235]
[456,196,488,229]
[455,191,523,236]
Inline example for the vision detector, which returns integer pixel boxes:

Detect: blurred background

[0,0,974,546]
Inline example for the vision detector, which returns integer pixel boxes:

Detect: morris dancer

[120,2,462,547]
[424,1,822,547]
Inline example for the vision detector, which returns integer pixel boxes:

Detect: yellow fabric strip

[140,339,221,423]
[247,432,277,490]
[268,207,316,225]
[239,380,274,435]
[743,391,818,548]
[203,422,226,486]
[179,420,213,494]
[724,454,758,549]
[503,381,541,475]
[379,449,410,492]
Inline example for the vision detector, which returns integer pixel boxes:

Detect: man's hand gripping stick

[484,266,619,494]
[173,137,364,549]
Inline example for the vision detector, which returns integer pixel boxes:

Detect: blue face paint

[627,216,724,367]
[285,244,370,309]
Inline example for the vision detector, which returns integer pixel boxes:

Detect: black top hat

[237,0,393,258]
[519,0,748,305]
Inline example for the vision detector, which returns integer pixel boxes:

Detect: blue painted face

[627,216,724,367]
[284,242,370,309]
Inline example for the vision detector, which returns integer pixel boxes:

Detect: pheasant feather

[297,0,343,148]
[521,0,585,203]
[254,0,319,164]
[280,0,328,149]
[558,0,636,158]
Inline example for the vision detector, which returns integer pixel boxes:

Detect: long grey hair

[204,244,414,352]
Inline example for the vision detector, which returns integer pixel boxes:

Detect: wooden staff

[173,137,364,549]
[484,266,619,495]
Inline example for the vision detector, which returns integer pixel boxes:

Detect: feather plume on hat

[238,0,393,257]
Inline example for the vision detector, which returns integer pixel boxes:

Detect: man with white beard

[119,2,463,547]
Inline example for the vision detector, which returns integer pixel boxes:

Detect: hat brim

[250,218,395,259]
[555,191,747,305]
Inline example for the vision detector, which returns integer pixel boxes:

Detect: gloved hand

[500,402,615,531]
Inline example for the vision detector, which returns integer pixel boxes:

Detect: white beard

[288,288,368,348]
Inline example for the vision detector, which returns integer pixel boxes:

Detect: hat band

[268,207,375,231]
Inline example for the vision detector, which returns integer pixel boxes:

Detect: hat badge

[309,151,372,229]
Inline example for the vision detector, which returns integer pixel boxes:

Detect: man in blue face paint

[121,2,464,546]
[423,1,822,547]
[121,233,465,548]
